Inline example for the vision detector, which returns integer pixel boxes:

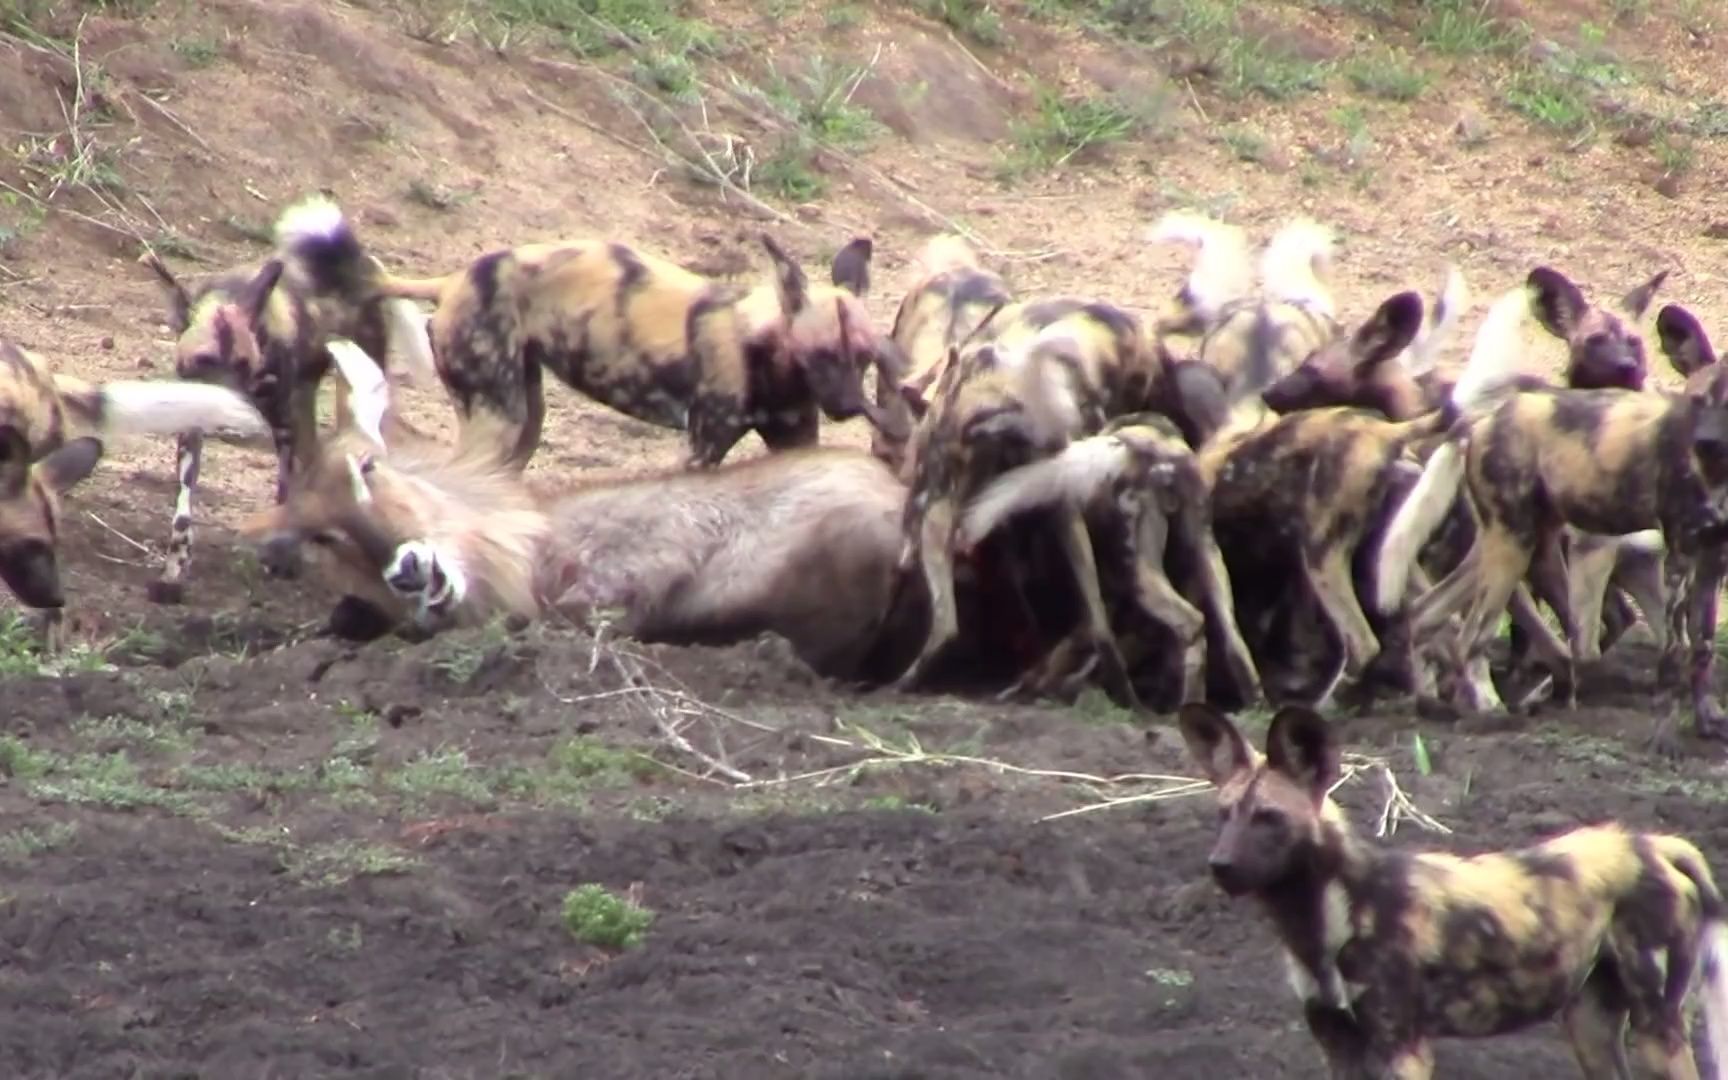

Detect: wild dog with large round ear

[1527,264,1668,391]
[1180,700,1728,1080]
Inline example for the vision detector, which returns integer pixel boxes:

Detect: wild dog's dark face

[148,257,287,399]
[0,426,103,609]
[1260,290,1426,416]
[1529,265,1666,392]
[762,234,910,443]
[1178,703,1337,897]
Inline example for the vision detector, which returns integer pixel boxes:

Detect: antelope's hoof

[146,579,185,606]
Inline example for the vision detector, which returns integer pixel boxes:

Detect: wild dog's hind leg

[1688,544,1728,740]
[1053,505,1139,709]
[148,431,204,604]
[895,499,964,692]
[1184,505,1262,705]
[1123,498,1207,705]
[1561,966,1634,1079]
[1303,544,1381,709]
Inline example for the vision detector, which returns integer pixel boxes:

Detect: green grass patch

[907,0,1003,46]
[1416,0,1523,56]
[1342,48,1430,102]
[757,56,885,149]
[0,821,78,863]
[563,883,655,948]
[1001,84,1159,178]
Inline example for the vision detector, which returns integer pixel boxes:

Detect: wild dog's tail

[1259,217,1335,321]
[1370,282,1532,615]
[1404,265,1470,378]
[913,234,982,280]
[957,434,1134,551]
[1657,839,1728,1080]
[54,375,270,440]
[274,194,442,388]
[1148,210,1254,331]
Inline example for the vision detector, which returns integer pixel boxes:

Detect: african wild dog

[242,340,925,686]
[339,230,908,473]
[953,409,1262,710]
[1406,308,1728,745]
[1168,281,1521,710]
[1150,211,1341,401]
[0,338,267,648]
[1179,701,1728,1080]
[1262,263,1675,704]
[871,234,1014,474]
[140,193,436,603]
[890,295,1163,706]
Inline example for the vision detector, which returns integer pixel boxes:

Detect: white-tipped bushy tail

[959,435,1130,551]
[275,192,349,250]
[93,381,270,440]
[326,338,392,450]
[1259,217,1336,320]
[1148,210,1254,326]
[1699,922,1728,1080]
[1405,265,1470,377]
[914,234,981,279]
[1370,282,1533,615]
[384,298,438,390]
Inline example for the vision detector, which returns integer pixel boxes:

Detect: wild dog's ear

[1527,266,1588,341]
[1621,269,1670,321]
[898,382,931,420]
[830,235,872,298]
[34,436,103,495]
[0,424,31,497]
[1657,304,1717,377]
[1264,705,1340,804]
[240,258,286,326]
[1177,703,1255,787]
[1349,290,1425,375]
[761,233,809,316]
[140,252,193,334]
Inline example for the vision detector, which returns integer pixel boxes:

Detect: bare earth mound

[3,0,1728,1076]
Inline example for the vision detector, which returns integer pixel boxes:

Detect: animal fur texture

[0,337,266,647]
[1180,701,1728,1080]
[243,340,923,686]
[139,192,434,604]
[350,230,908,473]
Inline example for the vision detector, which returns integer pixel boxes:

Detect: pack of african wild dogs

[7,192,1728,1076]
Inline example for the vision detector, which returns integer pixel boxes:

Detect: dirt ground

[4,0,1728,1076]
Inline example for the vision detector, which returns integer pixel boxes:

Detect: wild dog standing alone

[141,193,435,603]
[243,341,924,685]
[1179,702,1728,1080]
[341,230,908,472]
[0,338,267,648]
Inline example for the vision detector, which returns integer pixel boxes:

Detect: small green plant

[1342,49,1430,102]
[405,178,475,211]
[0,821,78,863]
[910,0,1002,46]
[562,883,655,948]
[1504,68,1593,135]
[1417,0,1521,56]
[1004,85,1148,176]
[755,137,826,200]
[1220,125,1269,163]
[170,35,220,67]
[758,56,885,148]
[824,3,864,30]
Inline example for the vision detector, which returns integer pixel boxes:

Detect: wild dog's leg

[1647,548,1701,756]
[1053,505,1139,710]
[1300,1003,1371,1080]
[1185,507,1263,705]
[29,608,65,658]
[148,430,204,604]
[1562,966,1634,1079]
[1568,532,1625,661]
[1625,1018,1702,1080]
[1380,1043,1435,1080]
[1302,544,1381,699]
[685,391,752,469]
[1688,543,1727,740]
[1122,499,1207,705]
[1506,584,1566,708]
[896,499,963,691]
[1616,547,1669,655]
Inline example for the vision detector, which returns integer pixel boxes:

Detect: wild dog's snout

[1207,853,1253,896]
[0,539,63,609]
